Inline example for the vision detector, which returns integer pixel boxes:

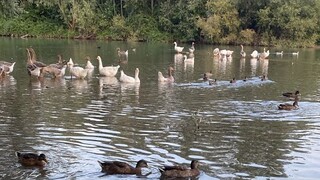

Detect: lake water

[0,37,320,179]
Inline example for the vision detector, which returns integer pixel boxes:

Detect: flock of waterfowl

[2,42,300,178]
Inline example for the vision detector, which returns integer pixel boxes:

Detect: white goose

[173,42,184,53]
[96,56,120,77]
[119,68,140,83]
[158,67,174,83]
[240,45,246,58]
[292,51,299,55]
[0,61,16,75]
[85,56,94,69]
[189,42,195,53]
[183,55,194,63]
[251,50,259,58]
[67,58,88,79]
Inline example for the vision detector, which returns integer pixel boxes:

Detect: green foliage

[0,0,319,47]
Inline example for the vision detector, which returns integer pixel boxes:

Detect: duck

[209,79,217,85]
[67,58,89,79]
[278,98,299,110]
[243,76,248,82]
[240,45,246,58]
[96,56,120,77]
[85,56,95,69]
[98,159,148,175]
[0,61,16,75]
[16,152,48,166]
[203,73,208,81]
[230,77,236,83]
[173,42,184,53]
[159,160,201,178]
[282,90,300,98]
[189,42,195,53]
[158,67,174,83]
[120,68,140,83]
[183,55,194,63]
[260,75,267,81]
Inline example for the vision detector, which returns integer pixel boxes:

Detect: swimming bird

[96,56,120,77]
[278,98,299,110]
[158,66,174,83]
[67,58,89,79]
[276,51,283,55]
[282,90,300,99]
[240,45,246,58]
[189,42,195,53]
[173,42,184,53]
[16,152,48,166]
[0,61,16,75]
[98,159,149,175]
[183,55,194,63]
[26,48,44,77]
[117,48,128,58]
[160,160,201,178]
[85,56,95,69]
[120,68,140,83]
[292,51,299,55]
[230,77,236,83]
[209,79,217,85]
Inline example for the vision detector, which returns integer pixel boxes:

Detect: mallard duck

[96,56,120,77]
[173,42,184,53]
[85,56,95,69]
[209,79,217,85]
[158,67,174,83]
[67,58,88,79]
[16,152,48,166]
[160,160,201,178]
[189,42,195,53]
[98,159,148,175]
[260,75,267,81]
[278,99,299,110]
[120,68,140,83]
[240,45,246,58]
[230,77,236,83]
[282,90,300,98]
[0,61,16,75]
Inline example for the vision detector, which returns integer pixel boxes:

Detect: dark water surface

[0,38,320,179]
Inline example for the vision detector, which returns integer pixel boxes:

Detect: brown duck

[160,160,201,178]
[278,98,299,110]
[16,152,48,166]
[98,159,148,175]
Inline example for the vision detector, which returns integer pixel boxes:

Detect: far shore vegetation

[1,0,319,47]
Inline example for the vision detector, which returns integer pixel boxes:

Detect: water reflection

[250,58,258,76]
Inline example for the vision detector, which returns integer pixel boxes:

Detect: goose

[189,42,195,53]
[67,58,88,79]
[173,42,184,53]
[278,98,299,110]
[117,48,129,58]
[26,48,43,77]
[85,56,94,69]
[0,61,16,75]
[213,48,220,56]
[259,48,270,59]
[251,50,259,58]
[42,65,67,78]
[98,159,149,175]
[292,51,299,55]
[119,68,140,83]
[159,160,201,178]
[158,67,174,83]
[240,45,246,58]
[183,55,194,63]
[276,51,283,55]
[28,48,47,67]
[16,152,48,166]
[96,56,120,77]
